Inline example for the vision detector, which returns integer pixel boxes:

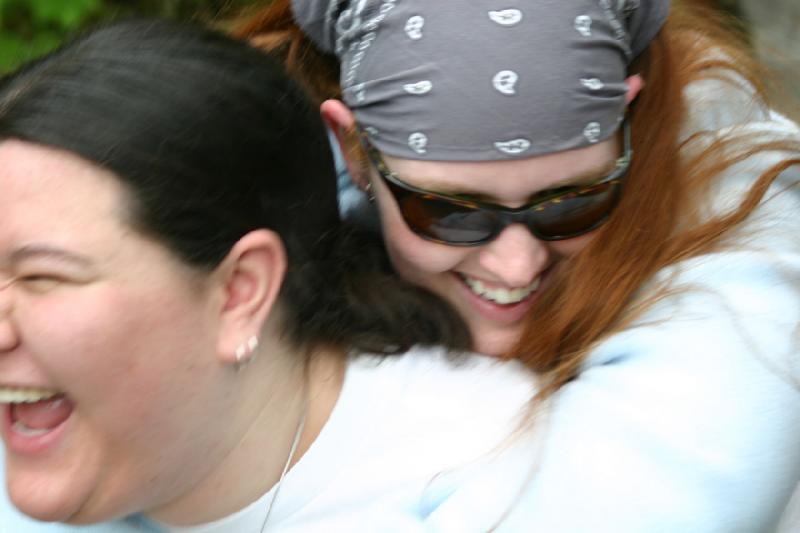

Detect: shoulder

[350,347,536,426]
[261,349,537,530]
[681,69,768,135]
[345,347,538,473]
[504,252,800,531]
[351,345,534,384]
[423,250,800,531]
[585,241,800,389]
[680,56,799,142]
[425,285,800,532]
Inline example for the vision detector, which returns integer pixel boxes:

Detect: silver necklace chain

[258,398,307,533]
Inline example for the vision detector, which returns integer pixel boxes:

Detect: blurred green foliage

[0,0,263,72]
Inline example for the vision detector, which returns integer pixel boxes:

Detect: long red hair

[516,2,800,402]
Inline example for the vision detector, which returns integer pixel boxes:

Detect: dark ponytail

[281,222,471,354]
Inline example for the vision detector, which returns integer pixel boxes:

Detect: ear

[214,229,287,366]
[624,74,645,105]
[320,99,367,189]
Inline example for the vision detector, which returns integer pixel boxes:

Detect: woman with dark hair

[0,19,538,531]
[236,0,800,530]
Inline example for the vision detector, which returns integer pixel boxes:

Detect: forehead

[380,135,620,202]
[0,140,127,247]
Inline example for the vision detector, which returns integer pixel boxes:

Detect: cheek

[11,284,227,519]
[17,284,217,440]
[548,232,596,256]
[377,202,467,283]
[9,278,234,521]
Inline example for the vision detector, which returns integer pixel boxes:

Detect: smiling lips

[461,274,541,305]
[0,386,60,404]
[0,386,73,438]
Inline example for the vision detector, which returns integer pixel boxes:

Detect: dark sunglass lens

[397,195,496,244]
[533,182,620,239]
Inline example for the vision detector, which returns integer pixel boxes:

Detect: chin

[12,486,128,527]
[9,481,84,524]
[5,456,110,525]
[480,305,534,356]
[473,333,518,359]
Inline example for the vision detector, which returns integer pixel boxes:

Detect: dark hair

[0,19,469,354]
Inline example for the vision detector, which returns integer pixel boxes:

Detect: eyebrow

[414,158,619,202]
[5,245,94,268]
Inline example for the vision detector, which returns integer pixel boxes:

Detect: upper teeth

[463,276,540,304]
[0,387,60,404]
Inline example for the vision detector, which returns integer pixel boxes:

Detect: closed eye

[15,274,66,292]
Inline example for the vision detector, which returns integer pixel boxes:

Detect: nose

[0,278,20,352]
[477,224,550,287]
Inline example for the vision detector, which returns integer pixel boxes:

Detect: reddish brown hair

[515,2,800,402]
[235,0,341,103]
[235,1,800,401]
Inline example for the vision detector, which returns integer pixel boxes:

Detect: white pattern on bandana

[492,70,518,96]
[403,80,433,95]
[581,78,605,90]
[583,122,602,143]
[408,132,428,154]
[488,9,523,26]
[598,0,632,59]
[494,138,531,155]
[574,15,593,37]
[404,15,424,40]
[341,1,395,88]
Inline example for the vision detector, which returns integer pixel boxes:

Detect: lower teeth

[12,420,52,437]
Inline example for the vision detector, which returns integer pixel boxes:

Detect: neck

[147,343,346,526]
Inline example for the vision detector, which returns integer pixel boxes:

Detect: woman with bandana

[237,1,800,530]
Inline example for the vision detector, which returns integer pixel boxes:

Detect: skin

[322,75,643,356]
[0,140,342,525]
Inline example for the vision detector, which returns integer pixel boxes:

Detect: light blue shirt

[421,83,800,532]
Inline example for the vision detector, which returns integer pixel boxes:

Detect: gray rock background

[734,0,800,114]
[729,3,799,529]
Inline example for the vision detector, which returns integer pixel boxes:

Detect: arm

[424,186,800,533]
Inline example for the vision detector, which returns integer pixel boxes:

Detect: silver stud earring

[247,336,259,352]
[364,182,375,203]
[235,335,260,368]
[235,344,247,363]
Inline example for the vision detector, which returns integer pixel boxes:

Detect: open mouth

[460,274,541,305]
[0,386,73,438]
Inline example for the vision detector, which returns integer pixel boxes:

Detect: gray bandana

[293,0,670,160]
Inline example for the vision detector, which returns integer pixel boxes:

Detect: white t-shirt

[2,348,537,532]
